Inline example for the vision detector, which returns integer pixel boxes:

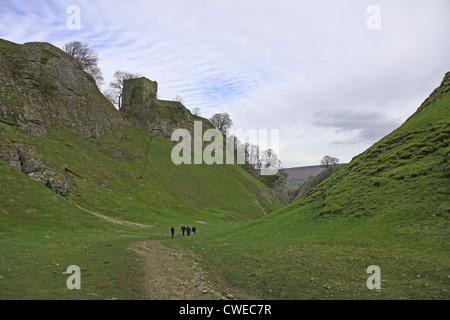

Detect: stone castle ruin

[121,77,158,114]
[120,77,212,138]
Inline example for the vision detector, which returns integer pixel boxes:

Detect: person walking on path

[192,226,196,235]
[171,227,175,239]
[186,226,191,236]
[181,226,186,236]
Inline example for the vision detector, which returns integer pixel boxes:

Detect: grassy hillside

[0,38,287,299]
[1,37,447,300]
[0,157,145,299]
[0,120,284,299]
[180,72,449,299]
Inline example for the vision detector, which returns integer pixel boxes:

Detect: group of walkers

[170,225,197,238]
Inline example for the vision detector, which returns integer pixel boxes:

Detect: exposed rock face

[0,39,129,196]
[0,143,72,196]
[46,175,72,196]
[0,143,25,171]
[0,39,125,139]
[0,38,287,201]
[0,143,42,173]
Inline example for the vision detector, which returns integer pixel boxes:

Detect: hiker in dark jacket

[186,226,191,236]
[171,227,175,238]
[181,226,186,236]
[192,226,196,235]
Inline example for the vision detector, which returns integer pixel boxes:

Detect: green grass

[182,201,448,299]
[0,159,145,299]
[1,61,448,299]
[0,119,284,299]
[176,75,450,300]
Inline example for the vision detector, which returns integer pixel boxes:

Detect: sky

[0,0,449,167]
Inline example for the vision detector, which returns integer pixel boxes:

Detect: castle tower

[118,75,214,138]
[121,77,158,114]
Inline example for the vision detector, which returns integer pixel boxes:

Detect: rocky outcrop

[0,38,287,203]
[0,39,126,139]
[0,143,72,196]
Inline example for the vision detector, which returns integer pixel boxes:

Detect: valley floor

[129,240,254,300]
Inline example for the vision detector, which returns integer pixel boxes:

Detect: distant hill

[284,164,345,184]
[283,165,325,183]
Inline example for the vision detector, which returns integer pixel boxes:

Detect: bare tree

[261,148,279,170]
[103,89,117,106]
[192,107,201,116]
[63,41,103,86]
[320,155,339,168]
[108,70,142,110]
[254,144,261,170]
[249,144,262,169]
[209,113,233,135]
[173,94,185,104]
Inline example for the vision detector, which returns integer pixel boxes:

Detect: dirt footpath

[129,240,235,300]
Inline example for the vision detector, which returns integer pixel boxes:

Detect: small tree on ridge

[63,41,104,86]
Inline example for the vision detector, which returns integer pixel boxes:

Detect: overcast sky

[1,0,449,167]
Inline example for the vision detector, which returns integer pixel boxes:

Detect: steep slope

[0,39,285,299]
[0,38,282,221]
[184,72,449,299]
[0,39,125,139]
[304,71,449,218]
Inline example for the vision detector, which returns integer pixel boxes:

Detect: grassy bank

[0,118,283,299]
[177,76,449,300]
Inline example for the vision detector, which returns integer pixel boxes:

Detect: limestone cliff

[0,38,281,201]
[0,39,129,195]
[0,39,218,196]
[0,39,125,139]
